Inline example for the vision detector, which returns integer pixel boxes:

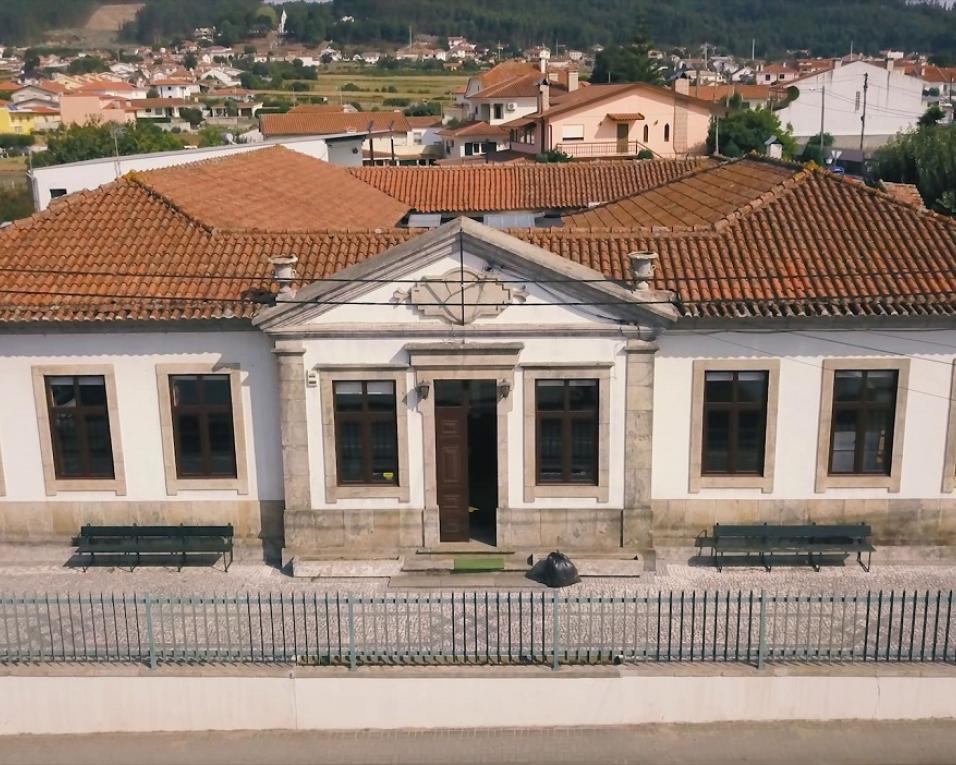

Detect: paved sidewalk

[3,720,956,764]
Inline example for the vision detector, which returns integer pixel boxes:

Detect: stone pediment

[392,267,527,324]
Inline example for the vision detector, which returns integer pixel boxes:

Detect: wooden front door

[435,403,470,542]
[616,122,629,154]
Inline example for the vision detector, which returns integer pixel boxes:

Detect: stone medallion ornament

[392,268,527,324]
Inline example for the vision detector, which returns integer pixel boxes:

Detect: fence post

[757,590,767,670]
[347,597,357,672]
[551,592,560,671]
[144,595,157,669]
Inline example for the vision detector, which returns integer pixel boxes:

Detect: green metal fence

[0,590,952,669]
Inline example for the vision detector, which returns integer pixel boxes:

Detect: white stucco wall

[653,329,956,501]
[0,329,283,503]
[775,61,924,145]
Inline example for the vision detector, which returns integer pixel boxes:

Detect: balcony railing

[556,140,650,158]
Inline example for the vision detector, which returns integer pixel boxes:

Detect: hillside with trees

[2,0,955,61]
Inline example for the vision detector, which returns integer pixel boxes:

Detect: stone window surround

[30,364,127,496]
[688,359,781,494]
[815,358,909,493]
[318,366,410,503]
[155,362,249,496]
[522,363,612,503]
[942,360,956,493]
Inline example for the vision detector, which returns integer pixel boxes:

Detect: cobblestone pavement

[2,543,956,597]
[3,720,956,765]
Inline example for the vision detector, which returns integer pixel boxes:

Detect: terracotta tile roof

[436,120,511,139]
[472,73,543,100]
[132,146,410,232]
[349,159,713,212]
[260,110,409,136]
[0,81,21,93]
[687,84,784,103]
[476,61,540,90]
[565,159,798,228]
[880,182,925,209]
[3,154,956,323]
[406,115,442,128]
[920,65,956,84]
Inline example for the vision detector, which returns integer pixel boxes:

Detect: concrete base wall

[1,673,955,735]
[0,500,284,543]
[652,499,956,547]
[285,506,627,555]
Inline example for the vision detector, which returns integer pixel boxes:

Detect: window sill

[815,474,900,493]
[527,483,608,502]
[690,474,773,494]
[327,484,410,503]
[46,478,126,496]
[166,477,248,495]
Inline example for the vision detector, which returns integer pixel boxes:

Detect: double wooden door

[434,380,496,542]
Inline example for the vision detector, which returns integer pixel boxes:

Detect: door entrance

[434,379,498,544]
[616,122,629,154]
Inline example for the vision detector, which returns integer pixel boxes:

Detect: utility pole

[751,38,755,62]
[818,84,826,163]
[859,72,868,154]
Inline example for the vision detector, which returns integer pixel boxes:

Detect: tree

[31,123,185,167]
[0,187,33,223]
[918,105,945,128]
[179,107,205,127]
[801,132,833,165]
[68,55,108,74]
[707,109,798,158]
[874,122,956,216]
[589,27,664,85]
[23,49,40,73]
[183,52,198,70]
[535,149,573,163]
[198,125,227,147]
[0,134,35,151]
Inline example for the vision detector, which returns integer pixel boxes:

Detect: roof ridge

[125,173,218,234]
[808,162,956,229]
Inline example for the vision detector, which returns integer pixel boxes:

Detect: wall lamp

[497,379,512,400]
[415,381,430,400]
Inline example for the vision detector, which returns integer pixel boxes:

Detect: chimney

[567,68,579,92]
[537,78,550,113]
[628,251,659,291]
[674,77,690,96]
[538,48,550,73]
[269,255,299,298]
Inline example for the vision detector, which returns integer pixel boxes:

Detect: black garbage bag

[529,551,580,588]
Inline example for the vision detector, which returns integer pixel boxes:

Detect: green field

[256,70,469,111]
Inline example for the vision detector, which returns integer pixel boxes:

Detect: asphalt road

[3,720,956,765]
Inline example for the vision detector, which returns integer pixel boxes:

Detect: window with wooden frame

[535,378,599,485]
[168,374,237,479]
[44,375,115,479]
[333,380,399,485]
[701,370,769,476]
[828,369,898,476]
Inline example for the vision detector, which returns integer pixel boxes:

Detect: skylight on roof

[483,212,537,229]
[407,213,443,229]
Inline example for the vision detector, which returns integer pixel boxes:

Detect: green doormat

[453,557,505,572]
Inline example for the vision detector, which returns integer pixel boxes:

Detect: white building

[3,151,956,569]
[28,135,364,211]
[775,60,925,149]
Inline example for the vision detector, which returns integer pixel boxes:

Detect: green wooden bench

[74,524,234,571]
[695,523,874,572]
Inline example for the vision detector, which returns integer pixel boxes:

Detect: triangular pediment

[254,218,677,332]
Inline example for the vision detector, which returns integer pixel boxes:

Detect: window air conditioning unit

[506,102,518,112]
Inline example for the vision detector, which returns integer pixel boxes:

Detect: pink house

[60,95,136,127]
[506,79,720,159]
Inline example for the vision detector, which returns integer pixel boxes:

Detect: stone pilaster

[622,338,658,549]
[273,341,311,513]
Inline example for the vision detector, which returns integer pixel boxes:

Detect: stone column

[622,338,658,549]
[273,341,312,513]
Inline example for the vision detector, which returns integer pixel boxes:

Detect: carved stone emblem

[392,268,527,324]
